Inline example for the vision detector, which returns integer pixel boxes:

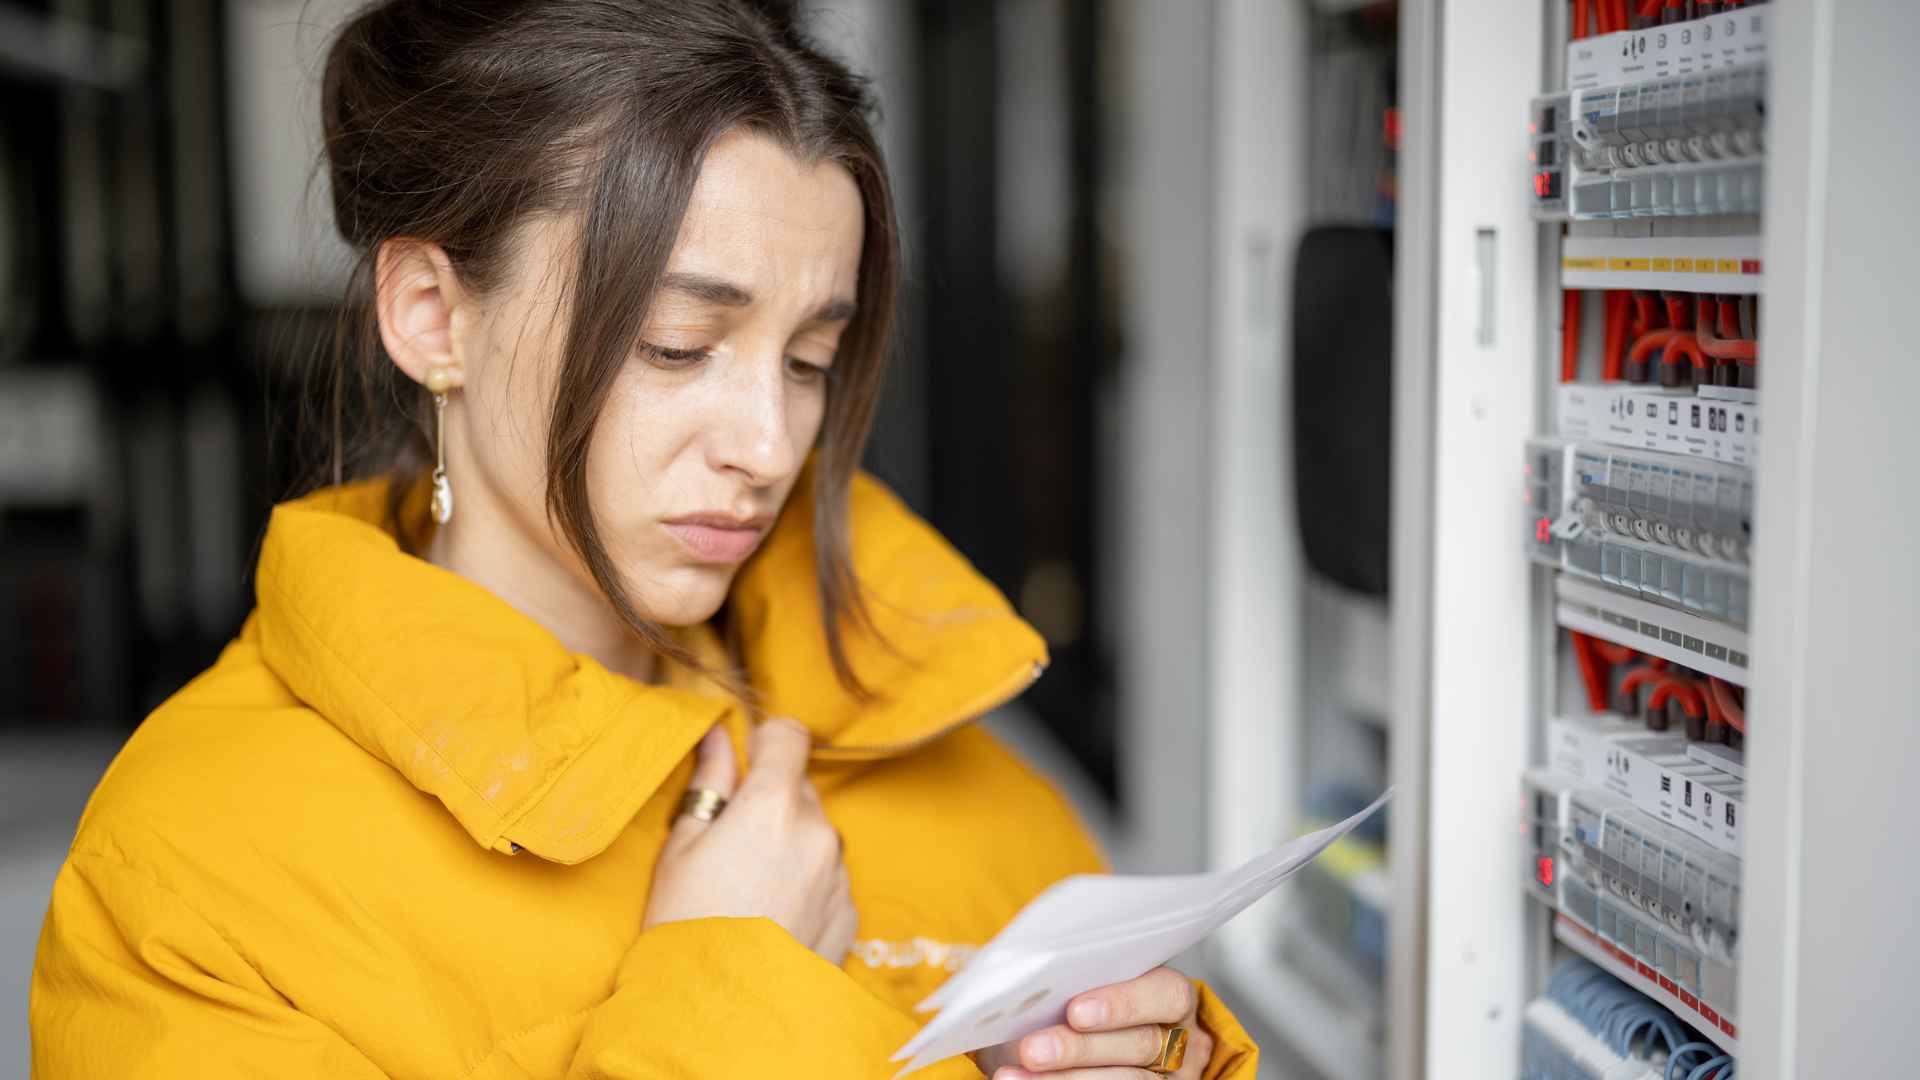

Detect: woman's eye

[786,357,831,383]
[639,342,711,368]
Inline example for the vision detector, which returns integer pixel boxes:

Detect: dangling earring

[425,364,455,525]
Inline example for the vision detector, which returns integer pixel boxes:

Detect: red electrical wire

[1602,292,1629,381]
[1594,640,1636,666]
[1619,665,1665,700]
[1648,677,1706,720]
[1700,676,1725,727]
[1573,0,1591,39]
[1708,677,1747,734]
[1596,0,1616,34]
[1569,631,1610,713]
[1662,333,1710,380]
[1638,0,1664,17]
[1614,0,1631,27]
[1628,328,1682,367]
[1632,291,1661,334]
[1694,297,1759,361]
[1562,290,1584,382]
[1663,293,1692,331]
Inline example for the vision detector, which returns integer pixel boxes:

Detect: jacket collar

[251,466,1046,864]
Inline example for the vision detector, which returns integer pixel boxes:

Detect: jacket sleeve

[1192,979,1261,1079]
[566,916,984,1079]
[32,851,986,1080]
[32,851,390,1078]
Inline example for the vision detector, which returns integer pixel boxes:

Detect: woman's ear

[374,238,468,389]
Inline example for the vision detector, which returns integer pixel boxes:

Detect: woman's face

[430,130,864,638]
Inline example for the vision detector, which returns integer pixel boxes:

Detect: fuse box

[1511,3,1767,1070]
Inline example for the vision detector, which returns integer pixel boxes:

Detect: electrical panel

[1519,3,1768,1075]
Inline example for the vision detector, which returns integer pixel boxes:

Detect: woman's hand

[978,966,1213,1079]
[642,719,859,965]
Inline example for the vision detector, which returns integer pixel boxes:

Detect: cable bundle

[1522,959,1734,1080]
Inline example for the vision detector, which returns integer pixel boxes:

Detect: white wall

[226,0,359,307]
[1,738,121,1080]
[1394,0,1545,1075]
[1109,0,1218,878]
[1742,2,1920,1076]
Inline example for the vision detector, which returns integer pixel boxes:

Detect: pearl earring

[425,364,455,525]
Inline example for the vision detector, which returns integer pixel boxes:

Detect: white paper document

[890,789,1392,1077]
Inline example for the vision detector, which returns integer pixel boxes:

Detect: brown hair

[313,0,896,693]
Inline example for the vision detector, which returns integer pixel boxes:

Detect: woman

[31,2,1256,1077]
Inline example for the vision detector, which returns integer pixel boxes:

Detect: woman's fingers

[818,876,859,965]
[1014,1022,1168,1071]
[999,1021,1212,1079]
[692,723,738,793]
[1065,966,1196,1032]
[665,724,737,850]
[990,1060,1152,1068]
[741,716,812,797]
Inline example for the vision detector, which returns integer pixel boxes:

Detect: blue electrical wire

[1686,1054,1734,1080]
[1543,958,1730,1077]
[1666,1041,1719,1080]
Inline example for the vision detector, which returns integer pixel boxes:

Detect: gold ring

[1148,1024,1188,1074]
[676,787,728,823]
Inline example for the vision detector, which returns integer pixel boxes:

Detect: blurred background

[0,1,1399,1074]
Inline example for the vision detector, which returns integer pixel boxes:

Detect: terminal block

[1566,65,1765,220]
[1554,9,1771,221]
[1564,787,1740,965]
[1525,439,1753,628]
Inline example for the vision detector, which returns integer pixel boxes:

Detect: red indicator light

[1535,516,1552,544]
[1535,855,1554,887]
[1534,173,1550,197]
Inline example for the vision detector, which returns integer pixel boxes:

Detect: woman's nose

[705,349,801,484]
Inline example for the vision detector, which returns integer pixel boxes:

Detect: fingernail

[995,1070,1028,1080]
[1070,999,1107,1027]
[1026,1035,1059,1066]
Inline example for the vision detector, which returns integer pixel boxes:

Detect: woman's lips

[661,516,770,565]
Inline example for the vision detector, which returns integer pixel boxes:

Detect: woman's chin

[634,564,736,628]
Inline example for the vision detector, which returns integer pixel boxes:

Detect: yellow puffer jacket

[31,470,1258,1078]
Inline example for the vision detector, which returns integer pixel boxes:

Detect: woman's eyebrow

[662,272,754,307]
[661,271,855,323]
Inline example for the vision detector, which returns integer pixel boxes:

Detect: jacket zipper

[807,659,1048,763]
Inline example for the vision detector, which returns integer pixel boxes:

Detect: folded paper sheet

[891,789,1392,1077]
